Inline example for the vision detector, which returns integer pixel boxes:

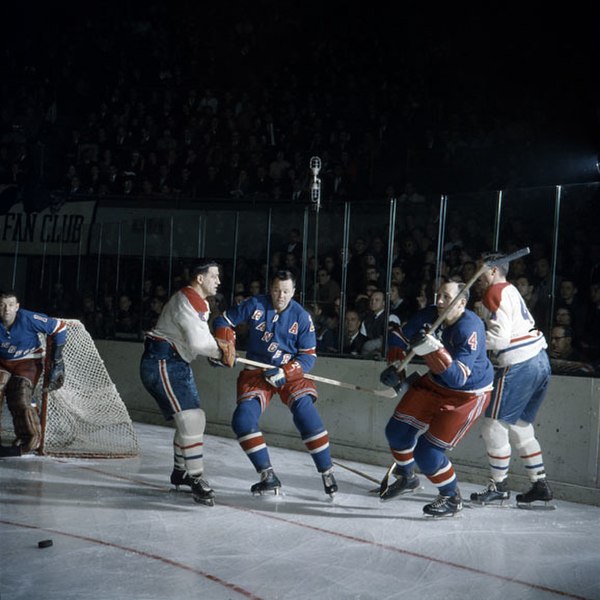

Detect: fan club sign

[0,200,96,255]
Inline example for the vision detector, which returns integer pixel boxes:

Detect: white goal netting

[0,319,139,458]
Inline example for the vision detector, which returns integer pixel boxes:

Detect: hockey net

[0,319,139,458]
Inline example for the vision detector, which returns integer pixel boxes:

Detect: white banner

[0,200,96,255]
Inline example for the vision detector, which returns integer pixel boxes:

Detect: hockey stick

[236,356,398,398]
[375,247,532,496]
[332,460,380,484]
[392,246,531,373]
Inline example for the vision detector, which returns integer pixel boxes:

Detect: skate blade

[423,511,464,519]
[192,496,215,506]
[378,485,423,502]
[516,501,556,511]
[252,487,282,497]
[469,499,511,508]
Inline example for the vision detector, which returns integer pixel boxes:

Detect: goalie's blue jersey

[0,309,67,361]
[214,295,317,372]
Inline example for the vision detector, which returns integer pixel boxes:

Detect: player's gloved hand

[214,327,236,368]
[410,332,444,356]
[48,344,65,391]
[379,365,403,389]
[264,367,286,388]
[410,332,452,374]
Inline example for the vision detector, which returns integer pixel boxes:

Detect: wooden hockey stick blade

[332,460,381,484]
[236,356,397,398]
[393,246,531,372]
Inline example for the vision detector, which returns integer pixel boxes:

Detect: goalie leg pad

[6,377,40,452]
[173,408,206,477]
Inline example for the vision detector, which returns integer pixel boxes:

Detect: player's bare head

[0,290,19,303]
[436,279,467,324]
[0,290,20,325]
[270,269,296,288]
[480,252,510,278]
[190,260,221,298]
[270,270,296,312]
[190,259,220,280]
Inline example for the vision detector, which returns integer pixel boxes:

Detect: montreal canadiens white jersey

[214,295,317,372]
[146,286,221,364]
[480,282,547,367]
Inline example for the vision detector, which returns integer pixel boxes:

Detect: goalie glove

[48,343,65,391]
[263,361,304,388]
[212,327,236,368]
[410,332,452,374]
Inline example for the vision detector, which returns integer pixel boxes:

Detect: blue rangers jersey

[0,309,67,361]
[388,304,493,392]
[214,295,317,372]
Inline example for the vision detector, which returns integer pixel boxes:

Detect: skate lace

[429,494,449,508]
[261,469,274,482]
[192,476,211,491]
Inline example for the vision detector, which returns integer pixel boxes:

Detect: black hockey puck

[38,539,53,548]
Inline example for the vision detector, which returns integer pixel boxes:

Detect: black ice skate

[423,491,463,517]
[321,468,338,498]
[470,479,510,506]
[516,479,555,510]
[170,468,192,491]
[191,475,215,506]
[251,468,282,496]
[379,465,421,501]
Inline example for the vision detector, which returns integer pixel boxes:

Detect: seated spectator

[342,309,368,355]
[359,290,386,358]
[389,282,413,325]
[315,267,341,311]
[141,296,165,331]
[549,325,595,376]
[580,281,600,362]
[556,277,587,341]
[114,293,140,340]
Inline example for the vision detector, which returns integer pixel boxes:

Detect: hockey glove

[264,367,286,387]
[213,327,236,368]
[263,361,304,388]
[379,365,404,391]
[410,332,452,374]
[48,343,65,391]
[410,332,444,356]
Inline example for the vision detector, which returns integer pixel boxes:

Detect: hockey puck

[38,539,53,548]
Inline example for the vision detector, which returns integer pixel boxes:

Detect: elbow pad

[424,348,453,374]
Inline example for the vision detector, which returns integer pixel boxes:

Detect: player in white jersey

[139,261,236,505]
[471,252,553,507]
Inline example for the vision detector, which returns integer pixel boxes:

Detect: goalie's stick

[236,356,397,398]
[391,246,531,373]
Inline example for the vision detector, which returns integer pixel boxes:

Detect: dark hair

[190,260,220,280]
[0,289,19,302]
[270,269,296,287]
[481,252,509,277]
